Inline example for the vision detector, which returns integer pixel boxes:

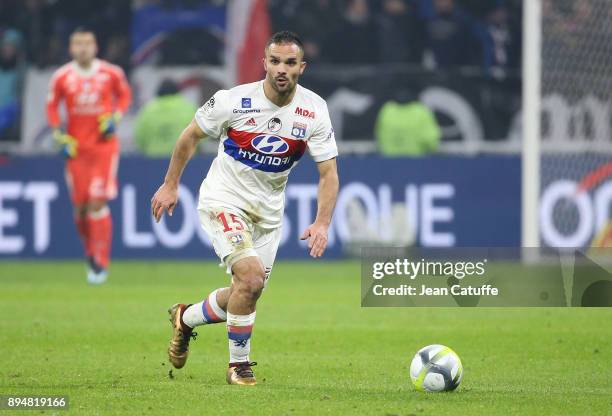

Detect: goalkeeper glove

[98,112,122,138]
[53,128,78,159]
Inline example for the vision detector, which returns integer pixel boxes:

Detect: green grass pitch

[1,261,610,415]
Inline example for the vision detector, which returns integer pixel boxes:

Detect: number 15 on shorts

[217,212,247,233]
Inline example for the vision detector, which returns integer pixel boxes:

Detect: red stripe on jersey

[227,128,267,146]
[226,128,306,157]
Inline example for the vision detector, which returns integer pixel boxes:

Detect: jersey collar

[260,80,299,109]
[71,58,101,77]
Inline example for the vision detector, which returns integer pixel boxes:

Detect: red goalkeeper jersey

[46,59,132,154]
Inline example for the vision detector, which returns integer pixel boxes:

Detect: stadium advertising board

[0,155,521,259]
[540,155,612,248]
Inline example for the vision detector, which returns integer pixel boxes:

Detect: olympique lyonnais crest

[291,122,307,138]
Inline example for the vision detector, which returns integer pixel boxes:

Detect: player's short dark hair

[265,31,304,57]
[71,26,96,38]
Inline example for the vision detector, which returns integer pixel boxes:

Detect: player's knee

[73,205,87,218]
[239,276,264,300]
[232,259,266,299]
[87,200,108,213]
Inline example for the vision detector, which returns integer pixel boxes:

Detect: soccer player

[46,28,132,284]
[151,31,339,385]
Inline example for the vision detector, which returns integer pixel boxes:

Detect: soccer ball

[410,344,463,392]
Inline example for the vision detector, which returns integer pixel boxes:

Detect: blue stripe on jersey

[223,137,304,173]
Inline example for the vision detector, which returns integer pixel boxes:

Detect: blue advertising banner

[0,155,521,259]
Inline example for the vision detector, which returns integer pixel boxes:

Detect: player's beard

[75,54,95,68]
[273,75,296,96]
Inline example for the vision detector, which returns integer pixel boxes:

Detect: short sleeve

[194,90,231,138]
[307,102,338,162]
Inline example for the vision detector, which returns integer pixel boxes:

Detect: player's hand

[99,112,121,138]
[151,182,178,223]
[53,128,78,159]
[300,222,329,258]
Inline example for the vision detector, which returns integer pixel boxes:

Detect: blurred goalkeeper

[46,27,132,284]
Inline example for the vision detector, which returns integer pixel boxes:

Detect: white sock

[182,289,227,328]
[227,311,256,363]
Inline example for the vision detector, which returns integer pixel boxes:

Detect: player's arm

[46,72,77,158]
[113,66,132,116]
[153,90,229,221]
[100,66,132,137]
[46,72,63,129]
[300,157,339,258]
[151,119,207,222]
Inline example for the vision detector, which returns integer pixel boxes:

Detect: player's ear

[299,60,306,75]
[262,57,267,71]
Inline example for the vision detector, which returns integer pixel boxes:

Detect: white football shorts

[198,204,281,283]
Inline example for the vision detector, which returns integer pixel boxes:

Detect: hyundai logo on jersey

[241,98,251,108]
[223,128,307,173]
[251,135,289,154]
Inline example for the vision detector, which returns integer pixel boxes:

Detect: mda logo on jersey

[251,135,289,155]
[295,107,315,119]
[241,98,251,108]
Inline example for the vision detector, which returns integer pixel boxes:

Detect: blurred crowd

[0,0,130,69]
[1,0,522,71]
[0,0,606,149]
[270,0,522,75]
[0,0,522,145]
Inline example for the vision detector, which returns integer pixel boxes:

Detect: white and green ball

[410,344,463,392]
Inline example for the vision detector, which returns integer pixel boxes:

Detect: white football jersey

[194,80,338,229]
